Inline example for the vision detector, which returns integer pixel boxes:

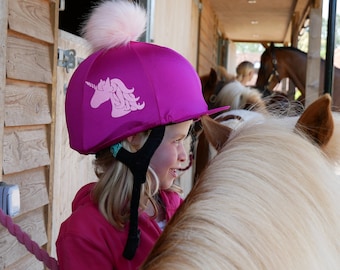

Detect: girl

[56,1,229,269]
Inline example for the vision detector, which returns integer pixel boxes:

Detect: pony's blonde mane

[216,81,266,112]
[142,96,340,270]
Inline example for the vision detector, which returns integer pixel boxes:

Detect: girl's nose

[178,143,188,162]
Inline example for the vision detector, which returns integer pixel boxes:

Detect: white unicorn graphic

[86,77,145,118]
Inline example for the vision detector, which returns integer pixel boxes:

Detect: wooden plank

[201,0,216,28]
[5,84,52,126]
[189,0,200,69]
[0,0,8,183]
[199,0,218,75]
[3,127,50,174]
[153,0,198,66]
[5,253,44,270]
[199,56,214,76]
[49,30,95,258]
[306,7,323,106]
[7,36,52,83]
[45,0,59,259]
[0,207,47,268]
[8,0,53,43]
[3,168,49,215]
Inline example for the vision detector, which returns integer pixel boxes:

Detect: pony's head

[142,94,340,270]
[200,67,238,109]
[200,68,218,107]
[256,43,281,92]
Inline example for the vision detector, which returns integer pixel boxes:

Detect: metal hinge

[57,48,76,73]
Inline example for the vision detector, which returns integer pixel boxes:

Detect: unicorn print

[86,77,145,118]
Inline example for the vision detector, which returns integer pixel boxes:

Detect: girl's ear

[126,136,134,144]
[126,134,140,147]
[126,134,143,148]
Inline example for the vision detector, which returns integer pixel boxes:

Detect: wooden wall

[152,0,220,77]
[1,0,57,269]
[198,0,219,76]
[0,0,7,183]
[153,0,200,68]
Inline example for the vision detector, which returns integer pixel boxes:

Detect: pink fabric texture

[56,183,183,270]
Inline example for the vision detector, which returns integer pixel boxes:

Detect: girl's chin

[160,178,175,190]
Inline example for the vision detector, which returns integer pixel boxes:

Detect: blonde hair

[142,112,340,269]
[92,130,182,229]
[236,61,254,84]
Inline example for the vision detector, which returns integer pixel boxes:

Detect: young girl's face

[150,120,193,190]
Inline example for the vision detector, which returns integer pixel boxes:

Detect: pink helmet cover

[65,42,229,154]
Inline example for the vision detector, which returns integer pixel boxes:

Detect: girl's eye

[174,137,185,144]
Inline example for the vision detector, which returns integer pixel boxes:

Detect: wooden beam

[46,0,60,258]
[306,6,323,106]
[291,12,300,46]
[0,0,8,182]
[313,0,322,9]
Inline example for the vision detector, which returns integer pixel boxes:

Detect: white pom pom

[82,0,147,51]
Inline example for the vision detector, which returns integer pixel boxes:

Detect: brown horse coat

[256,45,340,111]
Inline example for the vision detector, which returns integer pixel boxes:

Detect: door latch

[58,48,76,73]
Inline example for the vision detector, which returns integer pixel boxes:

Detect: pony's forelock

[82,0,147,52]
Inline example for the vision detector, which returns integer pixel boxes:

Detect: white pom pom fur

[82,0,147,51]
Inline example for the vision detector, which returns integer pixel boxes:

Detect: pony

[200,67,267,112]
[256,44,340,111]
[196,67,270,180]
[141,94,340,270]
[195,67,304,180]
[200,67,303,116]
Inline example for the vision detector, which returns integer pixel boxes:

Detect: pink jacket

[56,183,182,270]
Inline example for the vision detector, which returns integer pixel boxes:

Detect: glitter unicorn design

[86,77,145,117]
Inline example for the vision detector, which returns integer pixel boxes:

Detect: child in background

[236,61,255,86]
[56,1,229,269]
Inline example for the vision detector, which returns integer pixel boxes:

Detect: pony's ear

[203,68,217,88]
[201,115,232,151]
[295,94,334,147]
[201,68,218,103]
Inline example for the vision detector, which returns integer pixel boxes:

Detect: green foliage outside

[298,16,340,58]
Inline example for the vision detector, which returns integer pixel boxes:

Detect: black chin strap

[112,126,165,260]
